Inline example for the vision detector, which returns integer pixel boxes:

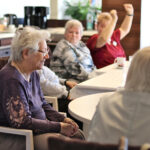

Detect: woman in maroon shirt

[87,3,134,68]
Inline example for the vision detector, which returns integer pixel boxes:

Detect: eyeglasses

[38,48,49,57]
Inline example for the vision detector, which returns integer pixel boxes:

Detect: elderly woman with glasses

[0,26,84,150]
[50,19,97,83]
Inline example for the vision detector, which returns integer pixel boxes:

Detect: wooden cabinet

[102,0,141,59]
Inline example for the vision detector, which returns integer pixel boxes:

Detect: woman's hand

[63,118,79,135]
[123,3,134,15]
[60,118,79,137]
[60,122,76,137]
[66,80,77,88]
[110,9,118,21]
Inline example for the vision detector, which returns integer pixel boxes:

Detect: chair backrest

[44,96,67,117]
[44,96,58,111]
[48,135,128,150]
[0,126,34,150]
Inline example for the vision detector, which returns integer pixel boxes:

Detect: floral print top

[0,63,65,134]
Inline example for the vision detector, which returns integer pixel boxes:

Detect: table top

[47,27,97,36]
[70,62,130,99]
[68,92,114,124]
[47,27,97,42]
[0,32,15,39]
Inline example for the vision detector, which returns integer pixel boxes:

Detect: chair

[48,135,129,150]
[0,96,66,150]
[44,96,58,111]
[44,96,67,116]
[48,135,145,150]
[0,126,34,150]
[0,96,58,150]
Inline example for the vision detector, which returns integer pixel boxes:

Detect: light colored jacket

[50,39,96,82]
[88,89,150,145]
[37,66,68,98]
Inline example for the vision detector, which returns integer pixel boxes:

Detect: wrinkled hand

[66,80,77,88]
[110,9,118,21]
[60,122,76,137]
[64,118,79,134]
[123,3,134,15]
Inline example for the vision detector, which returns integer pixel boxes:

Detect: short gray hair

[125,47,150,92]
[64,19,84,35]
[10,26,50,62]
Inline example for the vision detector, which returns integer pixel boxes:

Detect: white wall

[140,0,150,48]
[0,0,50,18]
[50,0,101,19]
[50,0,85,19]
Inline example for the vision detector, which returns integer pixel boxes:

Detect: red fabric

[87,29,126,69]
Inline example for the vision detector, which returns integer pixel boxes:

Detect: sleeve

[86,34,98,53]
[59,78,66,85]
[38,66,68,98]
[113,29,121,41]
[2,79,65,134]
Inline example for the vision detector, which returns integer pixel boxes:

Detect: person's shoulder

[0,63,17,79]
[113,29,121,37]
[53,39,68,54]
[90,34,99,40]
[87,34,99,49]
[56,39,68,47]
[0,63,24,86]
[87,34,98,44]
[42,66,55,75]
[79,40,87,47]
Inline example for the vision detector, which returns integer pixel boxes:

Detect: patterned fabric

[50,39,96,82]
[0,63,65,134]
[87,29,126,69]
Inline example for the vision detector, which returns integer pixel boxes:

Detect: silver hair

[9,26,50,62]
[64,19,84,35]
[125,47,150,92]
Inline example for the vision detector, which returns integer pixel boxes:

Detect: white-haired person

[37,65,77,112]
[88,47,150,145]
[37,65,83,129]
[0,26,84,150]
[87,3,134,68]
[50,19,98,83]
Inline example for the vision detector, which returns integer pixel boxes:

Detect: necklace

[11,62,30,82]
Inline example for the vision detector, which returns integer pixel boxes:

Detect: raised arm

[119,3,134,40]
[96,10,118,48]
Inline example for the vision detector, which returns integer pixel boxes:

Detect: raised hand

[123,3,134,15]
[110,9,118,21]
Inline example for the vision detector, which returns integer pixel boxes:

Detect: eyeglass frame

[37,47,50,57]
